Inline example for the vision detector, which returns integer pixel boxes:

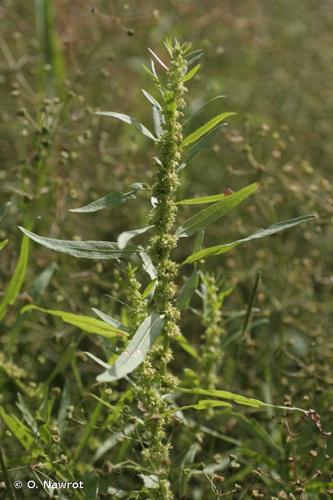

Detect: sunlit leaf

[183,214,316,265]
[177,192,234,205]
[183,64,200,83]
[96,314,164,382]
[0,235,29,320]
[117,225,153,250]
[176,183,258,238]
[21,305,126,339]
[142,279,157,299]
[95,111,156,141]
[19,227,139,260]
[184,125,222,166]
[182,112,236,148]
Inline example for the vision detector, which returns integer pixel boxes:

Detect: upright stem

[136,41,189,499]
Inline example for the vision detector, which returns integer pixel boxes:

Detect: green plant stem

[136,41,189,499]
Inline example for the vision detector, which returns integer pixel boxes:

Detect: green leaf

[92,308,128,332]
[0,239,8,251]
[182,112,236,148]
[70,183,146,213]
[96,314,164,382]
[0,407,36,451]
[178,387,307,413]
[183,64,201,83]
[95,111,156,141]
[167,399,232,415]
[142,279,157,299]
[179,388,266,408]
[19,227,139,260]
[183,126,222,168]
[177,192,235,206]
[21,305,126,339]
[183,214,316,265]
[176,269,199,310]
[117,225,153,250]
[0,235,29,320]
[176,183,258,238]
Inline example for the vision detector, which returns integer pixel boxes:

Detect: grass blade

[0,236,29,320]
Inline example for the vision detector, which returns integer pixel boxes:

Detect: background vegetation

[0,1,332,498]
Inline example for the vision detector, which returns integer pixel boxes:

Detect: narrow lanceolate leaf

[141,89,162,110]
[140,251,157,279]
[176,183,258,238]
[0,407,36,450]
[178,388,307,414]
[179,387,267,408]
[92,308,128,332]
[97,314,164,382]
[177,191,236,205]
[70,190,137,214]
[183,214,316,265]
[183,64,201,83]
[182,112,236,148]
[117,225,153,250]
[95,111,156,141]
[0,239,8,251]
[185,125,222,165]
[176,269,199,310]
[152,106,164,137]
[0,236,29,320]
[167,399,232,415]
[148,48,168,70]
[21,305,126,339]
[19,227,139,260]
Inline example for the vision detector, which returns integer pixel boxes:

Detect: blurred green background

[1,0,332,496]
